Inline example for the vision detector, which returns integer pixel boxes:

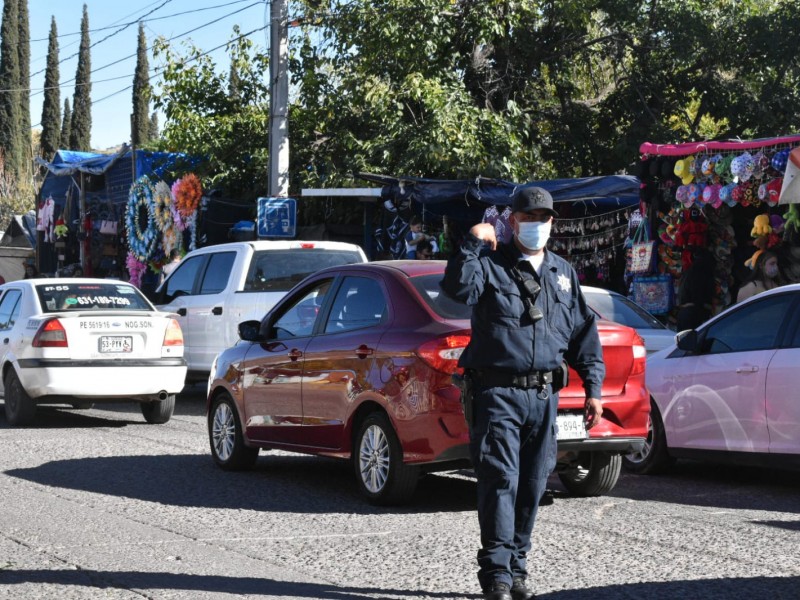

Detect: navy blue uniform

[441,233,605,592]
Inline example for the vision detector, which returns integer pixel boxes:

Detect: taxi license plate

[556,413,588,441]
[98,336,133,353]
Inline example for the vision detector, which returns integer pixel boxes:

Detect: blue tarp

[357,172,640,220]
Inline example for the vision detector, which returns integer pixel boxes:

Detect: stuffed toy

[54,218,68,239]
[751,214,772,237]
[744,236,769,270]
[770,214,785,234]
[785,204,800,237]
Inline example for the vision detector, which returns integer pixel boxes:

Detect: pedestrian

[675,247,715,331]
[441,186,605,600]
[416,239,434,260]
[736,249,787,303]
[404,215,430,259]
[23,263,38,279]
[161,249,182,283]
[72,264,84,278]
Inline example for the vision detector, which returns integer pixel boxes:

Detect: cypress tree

[148,111,159,140]
[60,98,71,149]
[228,56,240,102]
[40,16,60,159]
[131,22,150,145]
[0,0,22,174]
[18,0,30,164]
[70,4,91,151]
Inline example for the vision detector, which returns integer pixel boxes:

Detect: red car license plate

[99,336,133,353]
[556,413,588,440]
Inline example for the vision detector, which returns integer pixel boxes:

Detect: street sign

[257,197,297,238]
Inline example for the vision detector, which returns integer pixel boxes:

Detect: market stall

[630,133,800,322]
[357,172,640,290]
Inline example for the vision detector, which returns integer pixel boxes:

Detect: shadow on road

[610,462,800,514]
[5,453,477,515]
[0,569,796,599]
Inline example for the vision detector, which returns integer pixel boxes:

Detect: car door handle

[212,306,223,315]
[176,308,187,316]
[288,349,303,361]
[355,345,374,358]
[736,366,759,373]
[2,338,8,344]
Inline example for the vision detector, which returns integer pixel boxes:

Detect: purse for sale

[629,218,656,275]
[631,274,674,315]
[100,219,118,236]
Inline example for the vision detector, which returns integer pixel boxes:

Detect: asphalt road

[0,385,798,600]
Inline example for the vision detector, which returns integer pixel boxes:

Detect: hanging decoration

[126,251,147,288]
[125,176,159,262]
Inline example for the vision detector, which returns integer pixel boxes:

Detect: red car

[207,261,648,504]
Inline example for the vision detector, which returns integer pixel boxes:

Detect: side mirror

[238,320,263,342]
[676,329,698,352]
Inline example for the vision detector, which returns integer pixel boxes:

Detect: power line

[20,1,265,97]
[30,1,177,79]
[30,0,256,43]
[30,21,271,129]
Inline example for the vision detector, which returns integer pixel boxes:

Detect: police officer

[441,186,605,600]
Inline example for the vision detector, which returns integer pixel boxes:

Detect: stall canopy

[357,172,640,220]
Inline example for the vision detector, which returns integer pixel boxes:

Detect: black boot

[483,581,512,600]
[511,577,537,600]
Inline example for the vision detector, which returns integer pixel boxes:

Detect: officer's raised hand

[584,397,603,429]
[469,223,498,250]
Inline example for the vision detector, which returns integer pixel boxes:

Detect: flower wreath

[126,176,159,262]
[172,173,202,218]
[153,181,174,231]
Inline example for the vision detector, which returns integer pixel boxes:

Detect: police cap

[511,186,558,217]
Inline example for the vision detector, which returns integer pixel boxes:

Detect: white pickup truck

[151,240,368,381]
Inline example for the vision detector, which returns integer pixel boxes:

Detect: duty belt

[470,369,553,389]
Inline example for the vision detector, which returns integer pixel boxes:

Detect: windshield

[584,289,666,329]
[410,274,472,320]
[36,282,153,313]
[244,249,364,292]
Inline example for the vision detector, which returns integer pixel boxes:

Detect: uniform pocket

[551,291,575,340]
[482,280,525,328]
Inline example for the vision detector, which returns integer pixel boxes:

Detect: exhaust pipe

[157,391,168,401]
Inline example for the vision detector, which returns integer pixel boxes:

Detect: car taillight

[630,333,646,376]
[163,318,184,347]
[33,318,68,347]
[417,335,470,375]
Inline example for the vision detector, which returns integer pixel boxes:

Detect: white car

[625,284,800,474]
[0,278,187,426]
[582,286,675,354]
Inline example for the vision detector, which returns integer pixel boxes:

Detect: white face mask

[516,220,551,251]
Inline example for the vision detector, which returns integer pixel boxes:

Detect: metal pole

[79,172,86,272]
[268,0,289,197]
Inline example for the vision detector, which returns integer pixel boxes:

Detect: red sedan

[207,261,648,504]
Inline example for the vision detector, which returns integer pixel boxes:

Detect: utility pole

[268,0,289,197]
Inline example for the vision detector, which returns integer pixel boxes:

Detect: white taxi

[0,278,187,426]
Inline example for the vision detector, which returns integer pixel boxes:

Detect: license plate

[557,413,588,440]
[98,336,133,353]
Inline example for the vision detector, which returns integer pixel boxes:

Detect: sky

[28,0,271,151]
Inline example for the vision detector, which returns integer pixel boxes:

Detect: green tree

[70,4,91,151]
[131,22,150,145]
[0,0,22,175]
[151,31,270,199]
[17,0,30,162]
[40,16,61,160]
[148,111,159,140]
[60,98,71,149]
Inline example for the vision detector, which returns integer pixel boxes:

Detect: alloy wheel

[359,424,390,493]
[212,402,236,462]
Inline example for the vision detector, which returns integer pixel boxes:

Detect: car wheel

[208,393,259,470]
[622,399,675,474]
[558,451,621,497]
[353,412,419,505]
[3,369,36,426]
[140,394,175,424]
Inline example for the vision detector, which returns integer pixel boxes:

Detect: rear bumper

[15,360,187,399]
[558,436,645,454]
